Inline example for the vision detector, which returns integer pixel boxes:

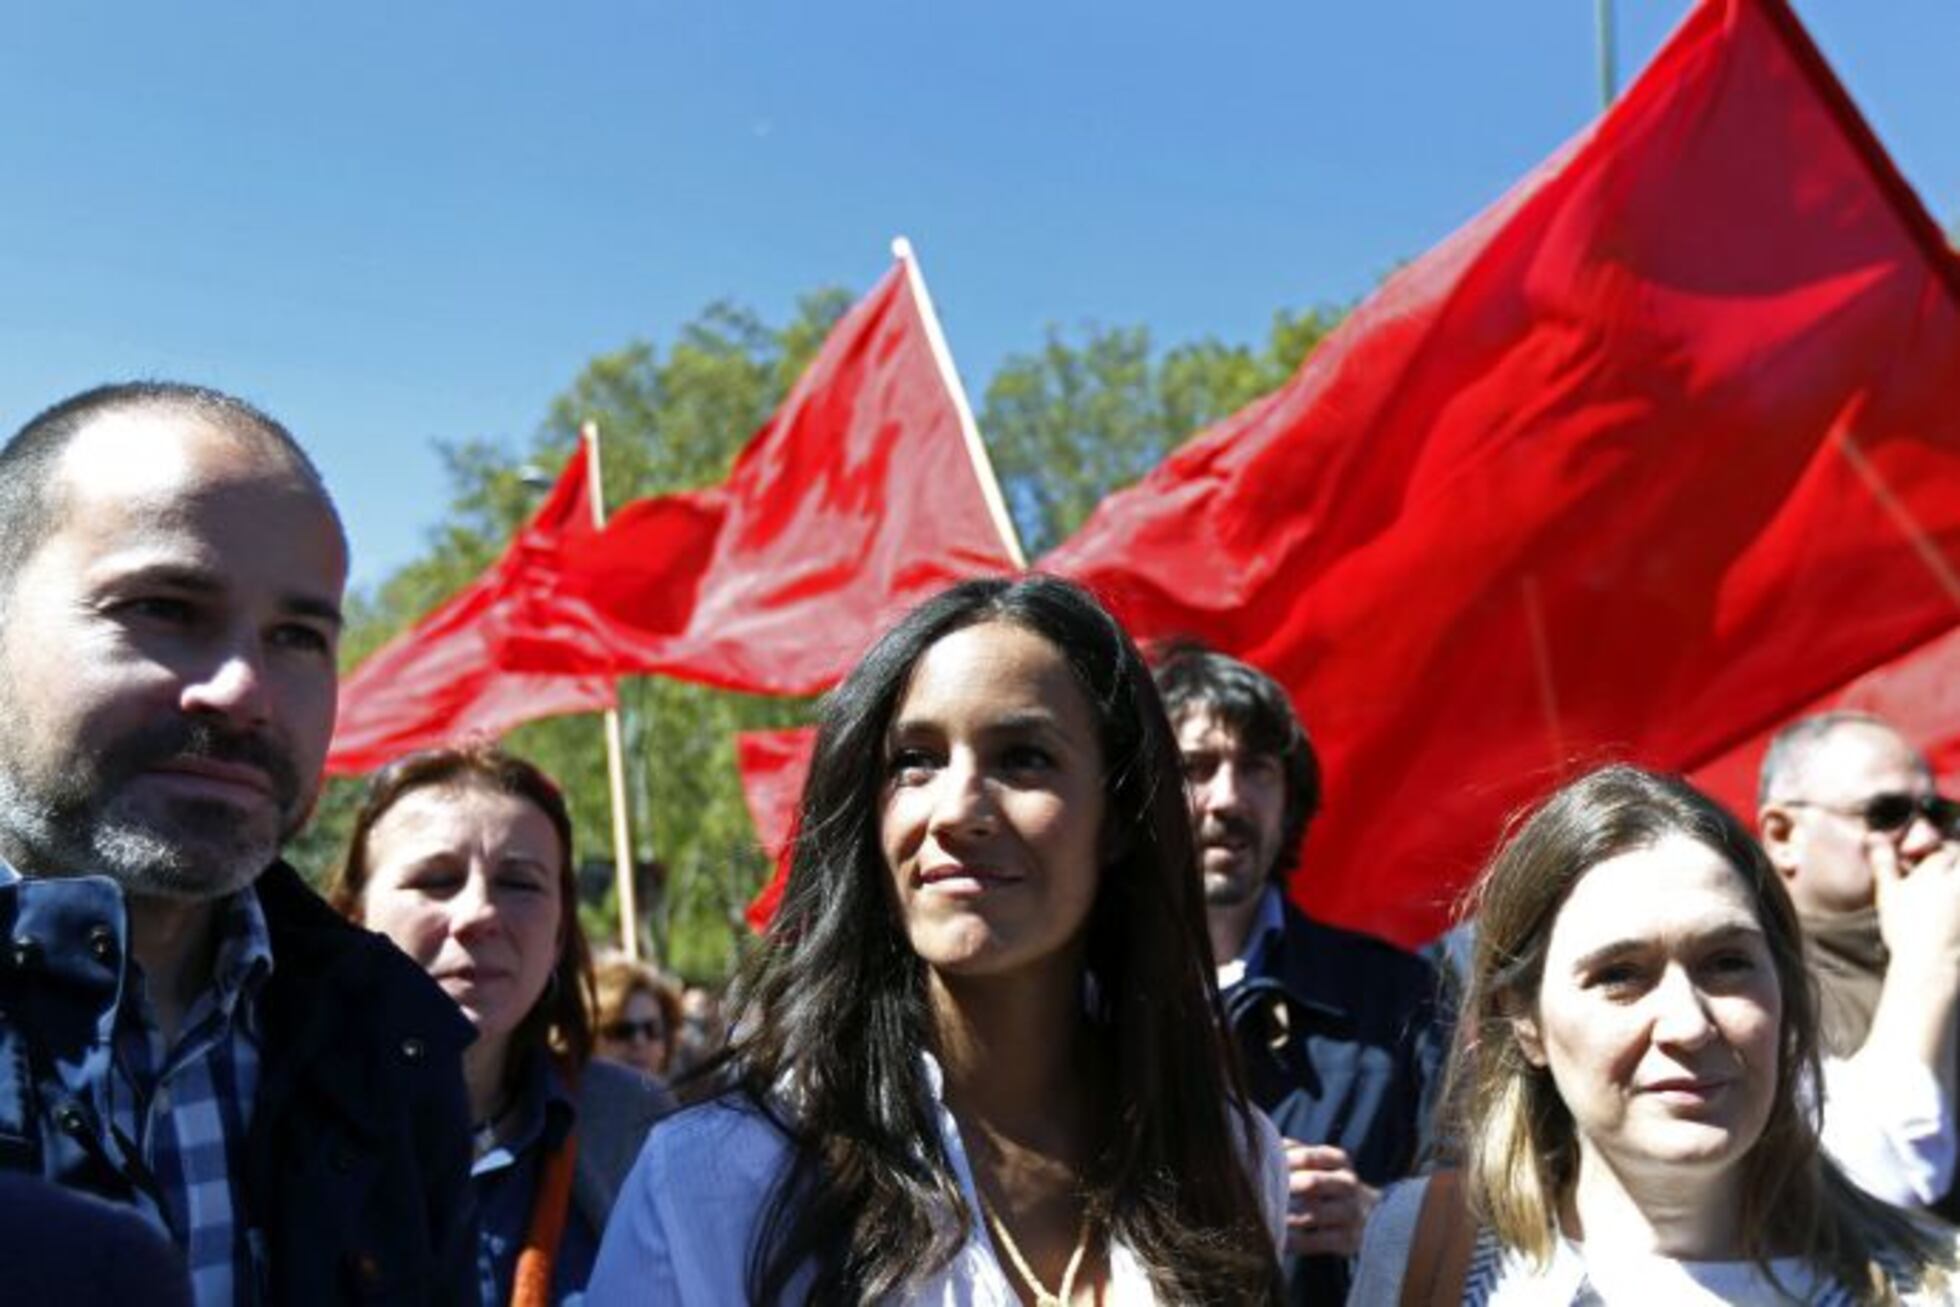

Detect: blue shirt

[585,1055,1289,1305]
[472,1056,598,1306]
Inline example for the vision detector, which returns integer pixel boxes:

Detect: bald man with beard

[0,383,475,1304]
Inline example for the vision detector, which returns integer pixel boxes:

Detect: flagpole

[1835,431,1960,610]
[581,421,644,962]
[1596,0,1617,109]
[892,235,1028,568]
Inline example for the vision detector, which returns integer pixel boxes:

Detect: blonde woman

[1354,765,1958,1305]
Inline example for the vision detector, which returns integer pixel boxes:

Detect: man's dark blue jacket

[1224,897,1449,1307]
[0,861,477,1304]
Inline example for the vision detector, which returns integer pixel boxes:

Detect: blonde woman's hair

[1441,764,1952,1303]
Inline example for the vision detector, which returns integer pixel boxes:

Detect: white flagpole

[892,235,1028,568]
[582,421,644,962]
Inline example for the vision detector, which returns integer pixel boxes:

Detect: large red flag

[541,241,1024,697]
[1045,0,1960,947]
[326,438,632,775]
[1690,625,1960,817]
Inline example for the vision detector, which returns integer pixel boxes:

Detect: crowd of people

[0,378,1955,1304]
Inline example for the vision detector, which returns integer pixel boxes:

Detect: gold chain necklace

[979,1191,1094,1307]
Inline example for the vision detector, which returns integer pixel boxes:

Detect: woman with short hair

[588,575,1285,1304]
[594,958,683,1082]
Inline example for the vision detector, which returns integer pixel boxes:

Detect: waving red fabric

[1043,0,1960,946]
[326,438,627,775]
[543,249,1022,697]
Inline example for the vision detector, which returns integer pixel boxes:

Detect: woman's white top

[1484,1239,1830,1305]
[1481,1236,1960,1306]
[583,1055,1289,1304]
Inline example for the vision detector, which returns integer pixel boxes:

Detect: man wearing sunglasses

[1760,711,1960,1219]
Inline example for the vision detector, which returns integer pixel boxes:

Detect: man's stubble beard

[1201,859,1265,910]
[0,680,301,901]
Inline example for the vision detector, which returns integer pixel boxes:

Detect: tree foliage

[288,290,1343,982]
[983,308,1341,557]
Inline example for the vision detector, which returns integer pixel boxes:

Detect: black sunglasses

[602,1019,667,1044]
[1785,792,1960,835]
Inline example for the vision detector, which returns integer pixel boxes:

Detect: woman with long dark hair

[330,744,675,1306]
[588,575,1285,1304]
[1353,765,1958,1305]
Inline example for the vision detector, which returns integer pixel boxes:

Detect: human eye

[1699,948,1761,988]
[887,747,940,786]
[496,860,552,894]
[1179,751,1216,783]
[114,595,200,626]
[1000,742,1057,774]
[1583,958,1646,995]
[269,621,335,656]
[400,865,464,895]
[1245,755,1284,785]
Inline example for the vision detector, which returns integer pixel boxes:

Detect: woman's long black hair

[718,574,1280,1304]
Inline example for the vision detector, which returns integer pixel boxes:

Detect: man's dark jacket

[0,861,477,1304]
[1224,898,1449,1307]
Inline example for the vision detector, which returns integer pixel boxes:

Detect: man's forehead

[1805,722,1931,796]
[55,406,306,500]
[1173,707,1265,756]
[29,407,347,599]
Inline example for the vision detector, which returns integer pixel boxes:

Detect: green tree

[983,308,1343,556]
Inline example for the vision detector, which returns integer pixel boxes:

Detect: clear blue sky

[3,2,1953,593]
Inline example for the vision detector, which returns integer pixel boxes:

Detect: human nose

[1649,966,1716,1048]
[1200,761,1248,816]
[178,637,272,726]
[926,754,996,841]
[451,872,501,936]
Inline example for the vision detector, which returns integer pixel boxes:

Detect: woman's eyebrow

[1569,921,1763,974]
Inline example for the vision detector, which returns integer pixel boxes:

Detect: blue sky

[3,2,1953,594]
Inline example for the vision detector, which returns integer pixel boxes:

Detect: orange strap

[509,1066,582,1307]
[1400,1170,1475,1307]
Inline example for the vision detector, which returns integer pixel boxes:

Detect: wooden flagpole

[893,235,1028,568]
[581,421,644,961]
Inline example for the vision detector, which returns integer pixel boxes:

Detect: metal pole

[581,421,644,962]
[1596,0,1618,110]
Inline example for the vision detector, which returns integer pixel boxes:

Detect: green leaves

[983,306,1341,556]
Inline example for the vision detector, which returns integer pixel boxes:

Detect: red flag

[1690,625,1960,817]
[736,727,818,931]
[545,242,1024,697]
[1045,0,1960,947]
[325,439,632,775]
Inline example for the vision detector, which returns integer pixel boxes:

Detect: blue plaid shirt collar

[113,883,275,1307]
[202,884,276,1033]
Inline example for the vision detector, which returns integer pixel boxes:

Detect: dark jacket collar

[1227,897,1356,1029]
[250,863,473,1145]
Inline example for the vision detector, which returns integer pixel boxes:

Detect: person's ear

[1511,1007,1547,1068]
[1758,806,1801,882]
